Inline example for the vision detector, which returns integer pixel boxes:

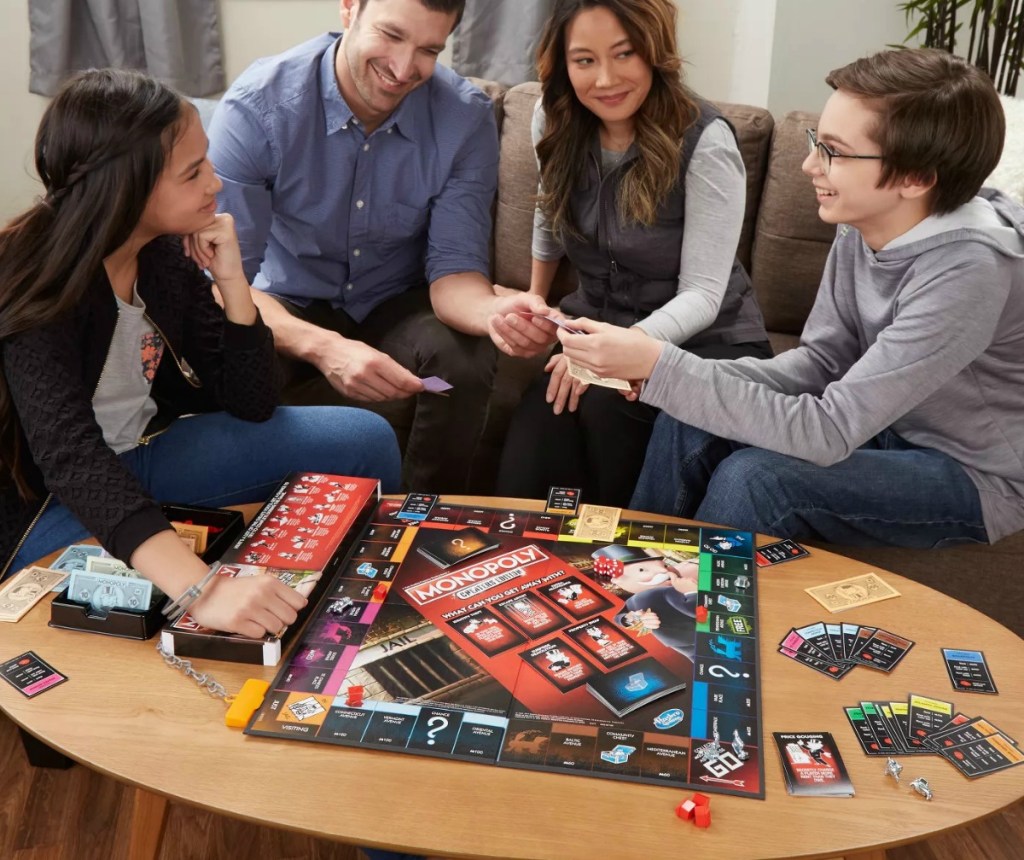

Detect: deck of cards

[773,731,855,796]
[844,693,1023,780]
[778,621,915,679]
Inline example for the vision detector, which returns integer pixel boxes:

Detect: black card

[938,734,1024,779]
[755,539,810,567]
[545,486,581,515]
[850,629,915,672]
[396,493,438,522]
[415,526,500,569]
[0,651,68,698]
[773,731,855,796]
[941,648,998,694]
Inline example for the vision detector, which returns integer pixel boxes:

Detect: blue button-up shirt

[208,33,499,322]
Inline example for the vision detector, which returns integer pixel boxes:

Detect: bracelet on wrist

[162,565,220,622]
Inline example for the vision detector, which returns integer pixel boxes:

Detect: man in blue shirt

[209,0,553,493]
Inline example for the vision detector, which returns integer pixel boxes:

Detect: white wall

[0,0,919,220]
[766,0,912,116]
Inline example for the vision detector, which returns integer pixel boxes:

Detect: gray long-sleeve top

[640,191,1024,543]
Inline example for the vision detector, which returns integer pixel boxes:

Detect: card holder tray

[49,587,165,640]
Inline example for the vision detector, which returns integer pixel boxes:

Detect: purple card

[420,376,453,394]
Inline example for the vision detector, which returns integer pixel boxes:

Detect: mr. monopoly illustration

[591,545,699,660]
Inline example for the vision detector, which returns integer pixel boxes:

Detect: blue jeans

[12,406,401,571]
[631,417,989,548]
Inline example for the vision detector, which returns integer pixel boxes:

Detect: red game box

[159,474,379,665]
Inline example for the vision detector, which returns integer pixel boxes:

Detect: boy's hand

[545,352,589,414]
[557,318,663,382]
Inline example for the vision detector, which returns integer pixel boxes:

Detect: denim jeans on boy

[631,416,989,548]
[12,406,401,571]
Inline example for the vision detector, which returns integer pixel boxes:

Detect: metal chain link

[156,642,235,703]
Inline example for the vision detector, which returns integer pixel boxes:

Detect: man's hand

[488,291,561,358]
[545,352,589,415]
[188,572,308,639]
[317,336,424,402]
[558,318,663,382]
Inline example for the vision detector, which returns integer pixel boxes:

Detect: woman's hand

[187,572,308,639]
[545,352,588,414]
[557,318,663,382]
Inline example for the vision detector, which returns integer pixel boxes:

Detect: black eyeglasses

[806,128,883,175]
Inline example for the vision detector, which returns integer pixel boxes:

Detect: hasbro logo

[653,708,684,730]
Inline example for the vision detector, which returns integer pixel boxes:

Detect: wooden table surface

[1,497,1022,860]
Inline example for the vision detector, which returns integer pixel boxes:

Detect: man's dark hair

[826,48,1005,215]
[365,0,466,28]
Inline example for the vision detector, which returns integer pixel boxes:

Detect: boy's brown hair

[826,48,1005,214]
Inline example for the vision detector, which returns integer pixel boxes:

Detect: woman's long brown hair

[0,69,185,499]
[535,0,699,240]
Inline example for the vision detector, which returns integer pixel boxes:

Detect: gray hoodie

[641,189,1024,542]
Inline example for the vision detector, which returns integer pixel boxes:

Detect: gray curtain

[452,0,555,86]
[28,0,225,97]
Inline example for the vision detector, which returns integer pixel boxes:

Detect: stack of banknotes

[53,545,163,614]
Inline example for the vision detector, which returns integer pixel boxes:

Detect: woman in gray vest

[497,0,771,507]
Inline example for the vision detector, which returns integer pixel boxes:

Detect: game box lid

[159,474,380,665]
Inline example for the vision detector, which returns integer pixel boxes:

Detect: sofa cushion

[751,111,836,337]
[714,102,774,273]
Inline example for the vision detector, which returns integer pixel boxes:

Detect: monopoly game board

[246,498,765,798]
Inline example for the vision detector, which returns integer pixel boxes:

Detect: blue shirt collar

[319,32,419,142]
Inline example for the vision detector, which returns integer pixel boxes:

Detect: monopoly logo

[404,545,549,606]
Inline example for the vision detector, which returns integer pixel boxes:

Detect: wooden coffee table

[1,497,1021,860]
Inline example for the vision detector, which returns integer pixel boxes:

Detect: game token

[885,757,903,783]
[696,606,708,623]
[694,806,712,828]
[909,777,933,800]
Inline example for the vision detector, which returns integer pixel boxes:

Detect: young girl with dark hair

[0,69,401,637]
[496,0,771,508]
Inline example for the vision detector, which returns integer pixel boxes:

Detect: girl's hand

[545,352,588,414]
[187,571,308,639]
[557,319,663,382]
[183,213,257,324]
[183,213,247,298]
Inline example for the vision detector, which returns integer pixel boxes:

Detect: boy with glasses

[555,48,1024,549]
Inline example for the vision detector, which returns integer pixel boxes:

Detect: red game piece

[346,685,364,706]
[694,806,712,828]
[675,799,697,820]
[695,605,708,623]
[373,583,389,601]
[691,792,710,807]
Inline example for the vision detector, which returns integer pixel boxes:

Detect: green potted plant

[900,0,1024,94]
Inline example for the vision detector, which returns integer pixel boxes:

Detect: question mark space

[426,716,449,745]
[708,664,750,679]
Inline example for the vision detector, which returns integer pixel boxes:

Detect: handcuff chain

[156,642,235,703]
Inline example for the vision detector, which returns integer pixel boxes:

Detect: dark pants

[496,340,773,508]
[280,289,496,494]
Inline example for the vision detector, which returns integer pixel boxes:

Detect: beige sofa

[445,80,1020,636]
